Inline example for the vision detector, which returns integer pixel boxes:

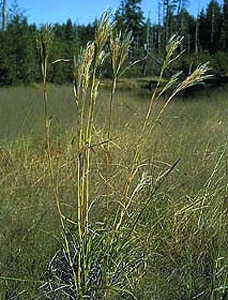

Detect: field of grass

[0,82,227,299]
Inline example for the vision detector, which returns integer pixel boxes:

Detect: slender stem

[114,76,162,231]
[104,76,117,215]
[38,25,79,293]
[108,76,117,147]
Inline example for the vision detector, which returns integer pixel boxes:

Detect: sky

[7,0,224,26]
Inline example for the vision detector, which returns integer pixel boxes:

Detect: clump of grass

[36,13,216,300]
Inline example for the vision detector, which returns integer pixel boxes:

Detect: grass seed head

[36,24,54,78]
[110,30,132,77]
[164,34,184,68]
[74,42,96,96]
[95,11,111,64]
[177,62,211,93]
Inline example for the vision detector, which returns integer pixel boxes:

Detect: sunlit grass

[0,83,227,298]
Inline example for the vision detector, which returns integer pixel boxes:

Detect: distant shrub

[212,51,228,74]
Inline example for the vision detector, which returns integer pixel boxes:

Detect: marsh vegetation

[0,81,228,299]
[0,17,228,300]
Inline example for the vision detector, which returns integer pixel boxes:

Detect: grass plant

[39,15,212,300]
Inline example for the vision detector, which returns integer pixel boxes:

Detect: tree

[222,0,228,51]
[176,0,189,14]
[198,0,223,54]
[163,0,175,44]
[1,0,7,30]
[114,0,145,57]
[162,0,190,43]
[177,8,196,53]
[0,0,38,86]
[175,0,190,31]
[4,16,37,84]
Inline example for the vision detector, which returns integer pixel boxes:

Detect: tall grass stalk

[115,35,211,230]
[84,12,110,233]
[37,24,79,295]
[73,12,111,296]
[108,29,132,143]
[41,15,212,300]
[101,29,133,217]
[37,25,54,185]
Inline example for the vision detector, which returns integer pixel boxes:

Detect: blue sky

[8,0,224,26]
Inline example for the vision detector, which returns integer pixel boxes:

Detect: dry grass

[0,86,228,299]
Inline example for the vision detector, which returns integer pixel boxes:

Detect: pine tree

[1,0,7,30]
[222,0,228,51]
[198,0,222,54]
[114,0,145,57]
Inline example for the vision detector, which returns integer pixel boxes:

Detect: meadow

[0,18,228,300]
[0,82,227,299]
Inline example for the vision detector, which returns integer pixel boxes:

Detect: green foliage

[198,0,223,54]
[0,16,38,85]
[1,0,7,30]
[115,0,145,38]
[1,0,228,87]
[211,51,228,74]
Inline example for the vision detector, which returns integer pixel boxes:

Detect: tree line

[0,0,228,86]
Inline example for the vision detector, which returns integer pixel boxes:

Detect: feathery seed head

[110,30,132,77]
[177,62,211,92]
[36,24,54,78]
[74,42,96,96]
[95,11,111,63]
[163,35,184,69]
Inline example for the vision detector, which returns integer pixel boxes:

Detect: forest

[0,0,228,86]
